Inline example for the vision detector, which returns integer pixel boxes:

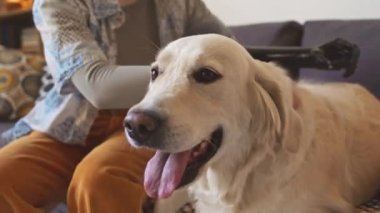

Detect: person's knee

[0,154,19,212]
[0,153,17,192]
[68,158,105,197]
[67,156,145,212]
[67,144,154,212]
[68,159,145,213]
[68,157,144,195]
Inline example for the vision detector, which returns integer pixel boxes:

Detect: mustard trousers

[0,111,153,213]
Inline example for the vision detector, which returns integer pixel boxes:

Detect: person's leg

[67,129,154,213]
[0,131,87,213]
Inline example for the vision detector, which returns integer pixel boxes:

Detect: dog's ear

[249,60,300,152]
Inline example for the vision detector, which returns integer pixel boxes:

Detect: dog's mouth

[144,127,223,199]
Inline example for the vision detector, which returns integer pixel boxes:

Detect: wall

[203,0,380,26]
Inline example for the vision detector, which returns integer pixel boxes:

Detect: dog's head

[124,34,297,199]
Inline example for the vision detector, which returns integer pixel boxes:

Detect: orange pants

[0,111,153,213]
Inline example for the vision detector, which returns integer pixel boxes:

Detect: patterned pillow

[0,49,45,121]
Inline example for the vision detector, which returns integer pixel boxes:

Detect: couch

[232,19,380,212]
[0,19,379,212]
[231,19,380,97]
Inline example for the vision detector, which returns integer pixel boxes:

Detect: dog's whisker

[144,36,160,51]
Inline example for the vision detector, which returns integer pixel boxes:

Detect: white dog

[124,34,380,213]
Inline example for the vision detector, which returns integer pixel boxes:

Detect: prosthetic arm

[246,38,360,79]
[72,38,359,109]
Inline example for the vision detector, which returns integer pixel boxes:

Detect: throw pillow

[0,49,45,121]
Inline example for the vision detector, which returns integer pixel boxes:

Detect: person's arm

[35,0,149,109]
[71,64,151,109]
[72,0,232,110]
[34,0,108,94]
[184,0,233,38]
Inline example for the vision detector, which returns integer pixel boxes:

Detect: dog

[124,34,380,213]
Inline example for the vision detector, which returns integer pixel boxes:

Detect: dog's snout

[124,110,161,145]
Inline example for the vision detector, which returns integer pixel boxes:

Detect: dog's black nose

[124,110,161,145]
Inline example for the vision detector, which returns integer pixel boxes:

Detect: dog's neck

[189,134,285,212]
[190,84,312,212]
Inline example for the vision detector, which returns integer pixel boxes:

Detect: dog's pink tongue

[144,150,191,199]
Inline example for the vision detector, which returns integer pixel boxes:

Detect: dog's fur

[127,34,380,213]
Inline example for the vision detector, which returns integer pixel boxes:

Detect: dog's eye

[193,68,222,84]
[151,66,159,81]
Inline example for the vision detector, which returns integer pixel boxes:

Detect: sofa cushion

[299,20,380,97]
[0,49,45,121]
[229,21,303,46]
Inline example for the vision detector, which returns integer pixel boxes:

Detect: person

[0,0,231,212]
